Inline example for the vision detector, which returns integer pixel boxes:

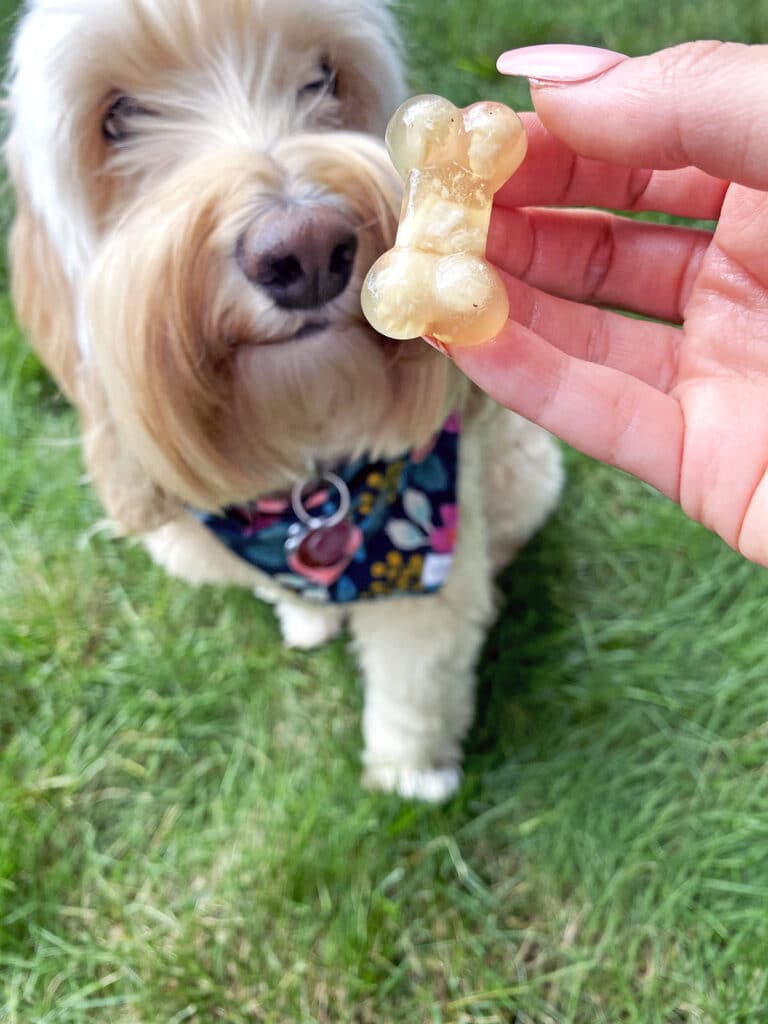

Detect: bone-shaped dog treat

[361,94,527,347]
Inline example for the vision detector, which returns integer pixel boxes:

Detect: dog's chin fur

[7,0,565,800]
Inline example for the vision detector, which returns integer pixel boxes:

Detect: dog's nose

[237,205,358,310]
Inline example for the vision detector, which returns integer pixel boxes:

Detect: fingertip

[503,41,768,188]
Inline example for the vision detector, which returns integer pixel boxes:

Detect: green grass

[3,1,768,1021]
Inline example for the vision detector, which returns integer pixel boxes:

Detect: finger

[451,323,684,501]
[736,461,768,567]
[488,205,712,322]
[678,380,768,557]
[496,114,729,220]
[498,268,681,392]
[498,42,768,190]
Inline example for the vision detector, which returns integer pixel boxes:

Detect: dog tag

[285,471,354,572]
[296,520,356,568]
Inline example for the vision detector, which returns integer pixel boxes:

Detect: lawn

[2,1,768,1022]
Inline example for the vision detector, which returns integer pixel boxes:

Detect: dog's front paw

[363,764,462,803]
[276,602,343,650]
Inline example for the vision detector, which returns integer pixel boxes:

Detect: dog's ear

[78,365,183,534]
[7,146,81,403]
[7,142,181,534]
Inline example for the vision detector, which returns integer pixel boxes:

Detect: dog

[6,0,563,801]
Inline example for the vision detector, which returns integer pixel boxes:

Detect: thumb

[498,42,768,188]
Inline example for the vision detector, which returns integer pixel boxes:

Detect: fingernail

[497,44,628,84]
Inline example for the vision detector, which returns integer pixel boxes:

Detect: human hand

[450,42,768,565]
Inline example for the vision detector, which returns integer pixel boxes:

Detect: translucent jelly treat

[361,94,527,347]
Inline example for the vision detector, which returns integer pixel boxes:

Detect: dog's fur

[7,0,563,800]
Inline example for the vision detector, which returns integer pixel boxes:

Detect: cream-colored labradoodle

[6,0,563,801]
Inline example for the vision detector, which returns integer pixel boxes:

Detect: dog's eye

[300,61,338,99]
[102,95,147,144]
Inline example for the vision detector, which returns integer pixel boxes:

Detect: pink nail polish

[497,44,628,84]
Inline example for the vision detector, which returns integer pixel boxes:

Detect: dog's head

[7,0,454,526]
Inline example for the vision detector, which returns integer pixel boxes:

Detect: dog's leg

[349,417,495,802]
[483,406,564,574]
[276,601,345,650]
[351,591,491,802]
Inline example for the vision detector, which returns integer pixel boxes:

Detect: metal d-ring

[291,472,351,531]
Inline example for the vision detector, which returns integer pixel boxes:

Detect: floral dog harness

[198,415,460,603]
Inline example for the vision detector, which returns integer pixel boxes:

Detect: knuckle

[583,314,612,368]
[624,167,654,210]
[580,216,615,300]
[648,42,751,171]
[657,338,681,396]
[604,387,641,467]
[519,209,539,280]
[654,40,729,86]
[556,150,579,205]
[529,355,569,427]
